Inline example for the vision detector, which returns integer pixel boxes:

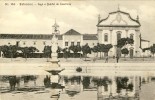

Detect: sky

[0,0,155,44]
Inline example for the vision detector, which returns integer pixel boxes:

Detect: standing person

[116,55,119,63]
[105,55,108,63]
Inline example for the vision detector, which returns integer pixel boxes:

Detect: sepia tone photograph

[0,0,155,100]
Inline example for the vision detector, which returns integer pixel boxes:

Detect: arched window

[104,33,108,42]
[130,34,134,39]
[117,32,121,41]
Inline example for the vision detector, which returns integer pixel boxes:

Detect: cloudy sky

[0,0,155,44]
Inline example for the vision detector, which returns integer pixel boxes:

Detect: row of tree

[142,44,155,57]
[0,45,39,59]
[0,37,141,60]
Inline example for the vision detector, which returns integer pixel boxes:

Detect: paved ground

[0,57,155,63]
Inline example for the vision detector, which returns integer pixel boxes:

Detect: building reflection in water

[59,75,152,100]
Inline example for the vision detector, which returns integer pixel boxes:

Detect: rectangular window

[130,34,134,40]
[104,34,108,42]
[77,42,80,46]
[71,42,74,46]
[65,42,68,46]
[16,41,19,46]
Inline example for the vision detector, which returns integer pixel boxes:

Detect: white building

[0,8,151,57]
[0,29,98,54]
[97,8,142,57]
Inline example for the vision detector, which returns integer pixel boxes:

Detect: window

[65,42,68,46]
[77,42,80,46]
[16,41,19,46]
[117,32,121,41]
[130,34,134,39]
[104,33,108,42]
[71,42,74,46]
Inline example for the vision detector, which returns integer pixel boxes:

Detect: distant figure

[116,56,119,63]
[105,56,108,63]
[93,56,97,62]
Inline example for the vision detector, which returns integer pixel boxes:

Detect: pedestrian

[93,56,97,62]
[116,56,119,63]
[105,56,108,63]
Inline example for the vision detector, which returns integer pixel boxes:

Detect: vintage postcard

[0,0,155,100]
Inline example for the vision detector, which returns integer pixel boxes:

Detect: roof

[63,29,81,35]
[97,10,140,27]
[83,34,98,40]
[141,39,150,42]
[0,34,62,40]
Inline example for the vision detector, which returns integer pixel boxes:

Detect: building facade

[97,8,142,57]
[0,29,98,54]
[0,9,151,57]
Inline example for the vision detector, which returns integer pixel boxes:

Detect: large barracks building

[0,8,150,57]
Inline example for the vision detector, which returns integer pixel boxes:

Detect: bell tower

[52,19,60,35]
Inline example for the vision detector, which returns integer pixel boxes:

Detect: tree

[62,48,70,60]
[117,38,134,58]
[100,44,113,57]
[1,45,18,59]
[82,77,90,89]
[81,43,91,61]
[150,45,155,58]
[116,77,133,93]
[57,46,62,53]
[1,45,9,57]
[69,45,81,58]
[91,45,98,58]
[96,43,102,59]
[20,47,30,60]
[121,48,129,60]
[43,46,52,61]
[28,46,39,58]
[117,38,134,48]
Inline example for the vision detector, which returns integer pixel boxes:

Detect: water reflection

[0,75,154,100]
[58,75,152,100]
